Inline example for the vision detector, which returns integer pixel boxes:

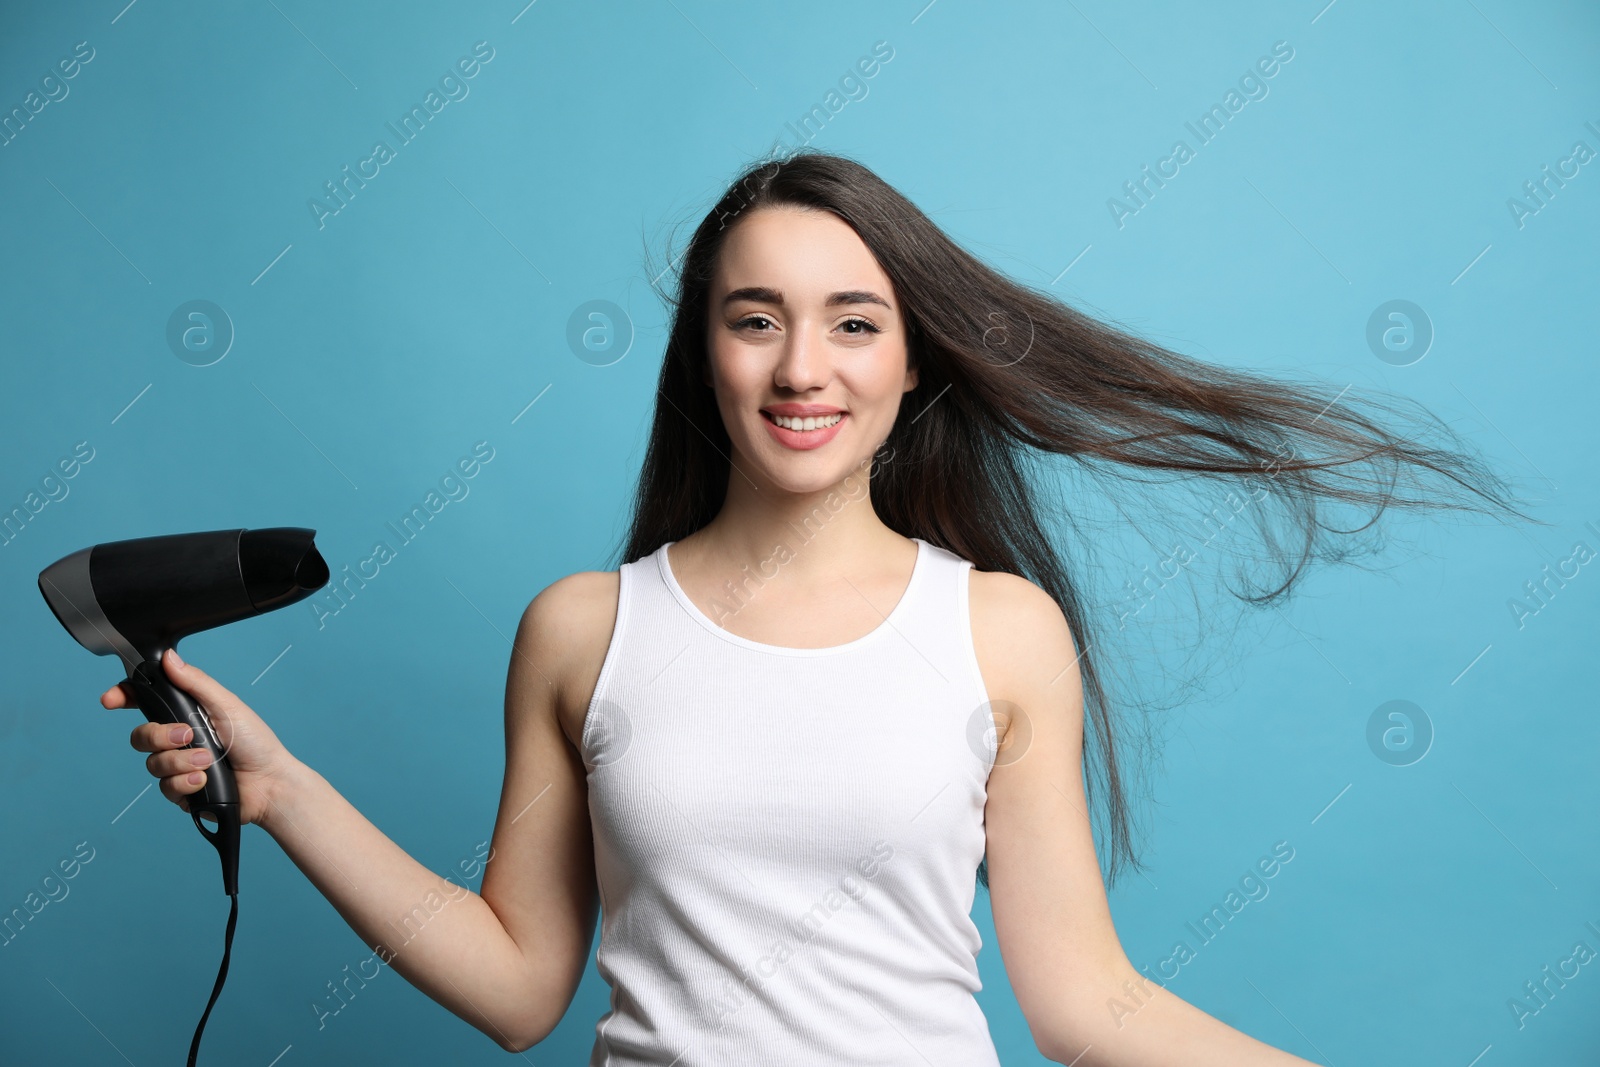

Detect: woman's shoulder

[966,566,1062,624]
[518,567,623,748]
[530,566,621,615]
[965,566,1080,706]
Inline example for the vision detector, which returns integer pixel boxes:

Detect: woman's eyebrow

[722,286,891,309]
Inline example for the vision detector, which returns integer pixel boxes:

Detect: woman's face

[705,204,917,494]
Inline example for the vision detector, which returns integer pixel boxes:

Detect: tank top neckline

[654,536,930,658]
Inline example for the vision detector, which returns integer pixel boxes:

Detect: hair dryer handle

[126,657,240,895]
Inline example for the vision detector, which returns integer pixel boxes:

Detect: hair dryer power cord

[187,891,238,1067]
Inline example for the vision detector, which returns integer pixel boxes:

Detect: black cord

[187,892,238,1067]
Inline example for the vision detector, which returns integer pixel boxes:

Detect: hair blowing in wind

[621,149,1522,887]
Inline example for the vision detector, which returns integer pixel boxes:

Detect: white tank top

[581,536,1002,1065]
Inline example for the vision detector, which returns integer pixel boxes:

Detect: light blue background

[3,1,1597,1063]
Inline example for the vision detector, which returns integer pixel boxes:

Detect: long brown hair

[620,149,1519,888]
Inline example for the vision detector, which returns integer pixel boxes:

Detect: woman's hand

[100,647,299,828]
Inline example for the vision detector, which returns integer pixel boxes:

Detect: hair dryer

[37,528,329,894]
[38,527,329,1065]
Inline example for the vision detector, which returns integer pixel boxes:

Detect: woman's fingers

[106,653,268,816]
[130,721,193,753]
[160,650,256,756]
[136,724,213,811]
[161,648,239,713]
[106,651,240,720]
[109,652,287,825]
[158,771,206,805]
[144,745,214,779]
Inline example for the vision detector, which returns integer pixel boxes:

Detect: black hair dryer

[38,528,329,895]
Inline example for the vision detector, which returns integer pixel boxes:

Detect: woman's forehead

[714,208,895,307]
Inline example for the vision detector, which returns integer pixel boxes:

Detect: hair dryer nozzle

[240,528,330,612]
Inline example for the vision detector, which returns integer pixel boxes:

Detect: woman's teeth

[767,412,843,431]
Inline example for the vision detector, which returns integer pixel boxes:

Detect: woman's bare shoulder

[527,568,620,624]
[517,568,622,747]
[966,567,1079,707]
[967,567,1068,638]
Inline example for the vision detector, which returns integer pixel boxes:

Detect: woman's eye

[733,315,879,334]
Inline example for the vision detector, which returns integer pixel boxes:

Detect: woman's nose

[773,323,831,390]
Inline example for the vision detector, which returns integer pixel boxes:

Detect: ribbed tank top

[580,536,1002,1066]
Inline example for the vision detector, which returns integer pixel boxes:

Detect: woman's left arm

[971,571,1320,1066]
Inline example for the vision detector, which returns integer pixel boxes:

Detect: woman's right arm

[111,572,611,1052]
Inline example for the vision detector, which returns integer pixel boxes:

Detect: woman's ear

[901,320,919,391]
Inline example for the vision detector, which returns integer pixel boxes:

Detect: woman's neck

[675,460,908,587]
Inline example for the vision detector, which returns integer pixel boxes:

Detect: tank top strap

[875,538,989,720]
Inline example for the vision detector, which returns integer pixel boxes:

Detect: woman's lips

[760,410,846,451]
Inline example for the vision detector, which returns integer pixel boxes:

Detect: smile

[765,412,843,431]
[759,410,847,451]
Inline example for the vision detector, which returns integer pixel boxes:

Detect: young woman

[107,151,1512,1064]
